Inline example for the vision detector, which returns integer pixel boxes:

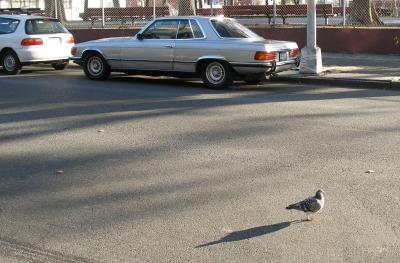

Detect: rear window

[0,17,19,34]
[211,19,259,38]
[25,19,69,35]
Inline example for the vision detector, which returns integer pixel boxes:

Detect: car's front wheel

[1,50,21,75]
[52,61,68,70]
[83,53,110,80]
[200,61,233,89]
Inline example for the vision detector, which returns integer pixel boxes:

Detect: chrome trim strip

[108,58,173,63]
[173,61,196,64]
[231,63,272,68]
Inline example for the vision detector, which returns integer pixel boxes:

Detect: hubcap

[88,56,103,76]
[206,62,225,84]
[4,54,17,72]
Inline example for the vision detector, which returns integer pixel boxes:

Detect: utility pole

[299,0,322,74]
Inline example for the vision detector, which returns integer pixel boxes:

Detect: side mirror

[136,33,143,40]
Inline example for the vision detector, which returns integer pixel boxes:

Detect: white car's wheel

[83,53,110,80]
[52,61,68,70]
[201,61,233,89]
[1,51,21,75]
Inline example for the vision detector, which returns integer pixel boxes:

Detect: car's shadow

[105,73,290,93]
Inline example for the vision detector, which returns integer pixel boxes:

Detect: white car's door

[120,19,178,71]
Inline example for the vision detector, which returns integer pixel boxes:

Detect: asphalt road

[0,66,399,262]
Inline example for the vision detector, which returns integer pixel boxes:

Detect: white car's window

[177,20,193,39]
[211,19,260,38]
[25,19,69,35]
[142,20,179,39]
[0,17,19,34]
[190,19,204,38]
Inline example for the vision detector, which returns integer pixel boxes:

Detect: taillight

[290,48,300,58]
[71,47,77,56]
[254,51,276,61]
[21,38,43,46]
[66,36,75,44]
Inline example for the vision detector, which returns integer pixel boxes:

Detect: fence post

[101,0,105,28]
[54,0,58,18]
[342,0,346,26]
[153,0,156,19]
[273,0,276,24]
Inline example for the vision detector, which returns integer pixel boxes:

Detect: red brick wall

[70,27,400,55]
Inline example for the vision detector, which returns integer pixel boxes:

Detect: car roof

[155,16,232,22]
[0,14,52,20]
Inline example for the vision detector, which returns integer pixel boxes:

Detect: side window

[0,18,20,34]
[142,20,179,39]
[177,20,193,39]
[190,20,204,38]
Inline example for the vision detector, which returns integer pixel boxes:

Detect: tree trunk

[45,0,66,22]
[350,0,384,25]
[82,0,89,21]
[113,0,121,7]
[178,0,196,15]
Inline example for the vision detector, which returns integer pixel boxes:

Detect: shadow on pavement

[195,220,304,248]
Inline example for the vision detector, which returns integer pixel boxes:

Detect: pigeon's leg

[306,214,313,221]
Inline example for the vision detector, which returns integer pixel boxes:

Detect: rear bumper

[16,45,73,63]
[231,59,299,75]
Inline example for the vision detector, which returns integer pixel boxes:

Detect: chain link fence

[0,0,399,28]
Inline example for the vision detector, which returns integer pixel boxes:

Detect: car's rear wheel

[201,61,233,89]
[83,53,110,80]
[243,73,266,84]
[52,61,68,70]
[1,50,21,75]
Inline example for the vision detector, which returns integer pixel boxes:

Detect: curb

[271,76,400,91]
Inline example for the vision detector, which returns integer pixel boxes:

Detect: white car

[0,14,74,74]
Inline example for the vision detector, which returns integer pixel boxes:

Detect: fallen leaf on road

[55,170,64,175]
[97,129,105,133]
[365,170,375,174]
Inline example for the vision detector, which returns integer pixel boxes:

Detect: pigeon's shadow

[195,220,304,248]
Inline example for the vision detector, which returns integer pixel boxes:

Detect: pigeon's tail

[286,202,303,211]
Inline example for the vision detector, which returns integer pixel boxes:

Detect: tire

[83,53,110,80]
[200,60,233,89]
[52,62,68,70]
[243,73,266,84]
[1,50,21,75]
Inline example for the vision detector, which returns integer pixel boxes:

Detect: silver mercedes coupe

[71,16,299,89]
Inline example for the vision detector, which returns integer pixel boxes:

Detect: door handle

[163,45,173,48]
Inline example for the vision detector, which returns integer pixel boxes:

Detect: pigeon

[286,189,326,221]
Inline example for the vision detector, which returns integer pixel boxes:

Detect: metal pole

[101,0,105,28]
[342,0,346,26]
[153,0,156,19]
[307,0,316,48]
[54,0,58,18]
[211,0,213,16]
[273,0,276,24]
[299,0,322,74]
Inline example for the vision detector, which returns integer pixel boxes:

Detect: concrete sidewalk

[272,53,400,89]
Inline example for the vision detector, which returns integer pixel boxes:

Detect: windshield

[210,18,261,38]
[0,17,19,34]
[25,19,69,35]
